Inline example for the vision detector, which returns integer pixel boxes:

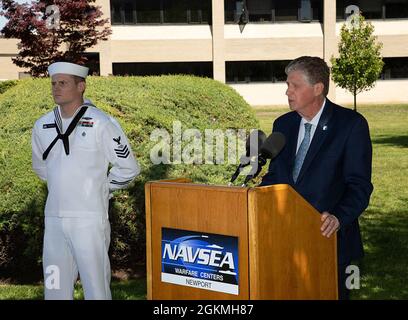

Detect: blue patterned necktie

[293,123,312,183]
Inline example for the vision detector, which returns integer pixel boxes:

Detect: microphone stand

[241,156,267,187]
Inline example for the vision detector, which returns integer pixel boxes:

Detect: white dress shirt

[296,99,326,153]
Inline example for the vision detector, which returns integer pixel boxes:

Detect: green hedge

[0,75,258,281]
[0,80,18,95]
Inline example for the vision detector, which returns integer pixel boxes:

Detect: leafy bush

[0,75,258,281]
[0,80,18,95]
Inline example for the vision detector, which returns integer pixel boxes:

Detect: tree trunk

[354,92,357,112]
[353,84,357,112]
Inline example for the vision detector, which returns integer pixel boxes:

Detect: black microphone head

[260,132,286,160]
[245,129,266,157]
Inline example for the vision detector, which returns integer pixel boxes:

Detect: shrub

[0,80,18,95]
[0,75,258,281]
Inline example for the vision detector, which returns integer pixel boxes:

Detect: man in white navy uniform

[31,62,140,300]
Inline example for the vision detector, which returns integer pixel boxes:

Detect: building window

[111,0,211,25]
[380,57,408,79]
[385,0,408,18]
[124,2,136,23]
[247,0,273,22]
[112,62,213,78]
[163,0,187,23]
[275,0,299,22]
[136,0,161,23]
[112,0,123,23]
[224,0,323,23]
[83,52,101,76]
[337,0,408,20]
[190,0,211,23]
[18,72,31,79]
[226,60,290,83]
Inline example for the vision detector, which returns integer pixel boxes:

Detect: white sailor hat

[48,62,89,78]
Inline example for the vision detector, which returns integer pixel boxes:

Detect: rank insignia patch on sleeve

[113,136,129,158]
[114,145,130,158]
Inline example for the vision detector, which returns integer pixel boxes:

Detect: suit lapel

[295,99,334,184]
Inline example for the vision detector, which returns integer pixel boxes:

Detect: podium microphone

[242,132,286,186]
[229,129,266,185]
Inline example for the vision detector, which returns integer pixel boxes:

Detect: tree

[330,13,384,112]
[0,0,111,77]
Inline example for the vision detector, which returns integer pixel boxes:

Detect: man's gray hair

[285,56,330,97]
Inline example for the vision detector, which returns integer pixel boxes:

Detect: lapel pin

[323,125,328,131]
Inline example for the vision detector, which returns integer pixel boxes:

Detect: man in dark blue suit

[260,56,373,300]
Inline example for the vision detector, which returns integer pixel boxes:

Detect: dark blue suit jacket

[260,99,373,265]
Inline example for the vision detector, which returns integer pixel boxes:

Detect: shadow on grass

[73,277,147,300]
[372,135,408,148]
[0,277,146,300]
[352,209,408,299]
[111,278,146,300]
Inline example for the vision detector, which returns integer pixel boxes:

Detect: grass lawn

[0,278,146,300]
[1,103,407,300]
[255,103,408,299]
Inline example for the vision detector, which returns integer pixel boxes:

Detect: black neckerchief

[42,104,91,160]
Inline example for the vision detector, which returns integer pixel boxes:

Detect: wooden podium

[145,179,338,300]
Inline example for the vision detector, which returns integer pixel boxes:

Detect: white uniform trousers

[43,216,112,300]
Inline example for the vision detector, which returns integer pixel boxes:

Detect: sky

[0,0,32,30]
